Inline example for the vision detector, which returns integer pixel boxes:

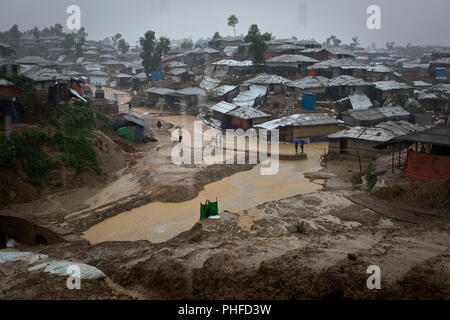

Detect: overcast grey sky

[1,0,449,47]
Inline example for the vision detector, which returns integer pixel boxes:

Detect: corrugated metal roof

[255,113,341,130]
[211,85,237,95]
[328,126,395,142]
[374,80,411,91]
[175,87,206,96]
[288,76,329,89]
[232,85,267,108]
[227,107,270,120]
[167,68,189,75]
[199,76,221,91]
[15,56,54,67]
[328,75,373,87]
[145,87,176,95]
[243,73,291,86]
[212,59,253,67]
[391,127,450,147]
[427,83,450,96]
[348,94,373,110]
[25,68,70,82]
[165,61,188,68]
[347,106,410,121]
[308,59,368,70]
[266,54,318,64]
[211,101,239,114]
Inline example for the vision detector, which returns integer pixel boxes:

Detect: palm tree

[227,15,239,37]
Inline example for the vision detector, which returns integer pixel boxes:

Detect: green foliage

[212,32,221,40]
[139,31,171,75]
[0,102,104,186]
[366,162,378,192]
[0,136,16,167]
[290,221,306,234]
[118,38,130,54]
[227,14,239,36]
[244,24,268,65]
[207,91,222,103]
[180,39,194,50]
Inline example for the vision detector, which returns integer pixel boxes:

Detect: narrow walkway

[345,193,448,226]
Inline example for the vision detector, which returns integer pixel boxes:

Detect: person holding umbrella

[292,138,307,154]
[178,125,183,143]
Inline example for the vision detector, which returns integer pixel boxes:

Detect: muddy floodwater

[83,108,327,243]
[84,144,326,244]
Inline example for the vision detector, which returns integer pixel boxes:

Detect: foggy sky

[1,0,449,47]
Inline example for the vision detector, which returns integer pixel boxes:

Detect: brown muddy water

[83,142,327,244]
[83,108,327,243]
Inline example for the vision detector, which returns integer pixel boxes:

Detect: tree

[74,28,87,58]
[112,33,122,47]
[30,27,40,40]
[7,25,21,46]
[326,35,341,47]
[53,24,63,36]
[180,39,193,50]
[118,38,130,54]
[212,32,221,40]
[262,32,272,41]
[158,37,171,56]
[227,14,239,37]
[350,36,359,49]
[244,24,267,65]
[139,31,170,77]
[386,41,395,50]
[62,33,76,50]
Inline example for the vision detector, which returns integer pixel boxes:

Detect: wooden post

[392,150,394,173]
[356,150,362,172]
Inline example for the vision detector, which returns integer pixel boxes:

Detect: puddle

[83,142,328,244]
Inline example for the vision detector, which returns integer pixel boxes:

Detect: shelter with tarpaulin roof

[113,115,146,143]
[376,127,450,179]
[255,113,342,142]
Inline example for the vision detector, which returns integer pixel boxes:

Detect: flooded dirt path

[84,140,327,244]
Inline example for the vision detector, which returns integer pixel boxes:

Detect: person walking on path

[295,142,298,154]
[215,131,223,148]
[157,120,162,130]
[300,141,305,154]
[178,126,183,143]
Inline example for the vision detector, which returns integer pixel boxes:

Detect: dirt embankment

[2,189,449,300]
[373,179,450,214]
[59,163,255,233]
[0,130,127,206]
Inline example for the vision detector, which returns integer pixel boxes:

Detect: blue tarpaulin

[292,138,307,144]
[302,92,316,110]
[151,71,162,81]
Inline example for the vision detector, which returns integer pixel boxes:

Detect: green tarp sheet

[200,200,219,221]
[117,126,136,142]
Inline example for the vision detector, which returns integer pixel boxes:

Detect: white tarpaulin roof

[232,85,267,108]
[211,101,239,114]
[255,113,341,130]
[348,94,373,110]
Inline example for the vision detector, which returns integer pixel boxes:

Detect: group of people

[294,140,305,154]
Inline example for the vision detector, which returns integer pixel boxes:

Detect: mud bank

[83,141,327,244]
[3,190,449,300]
